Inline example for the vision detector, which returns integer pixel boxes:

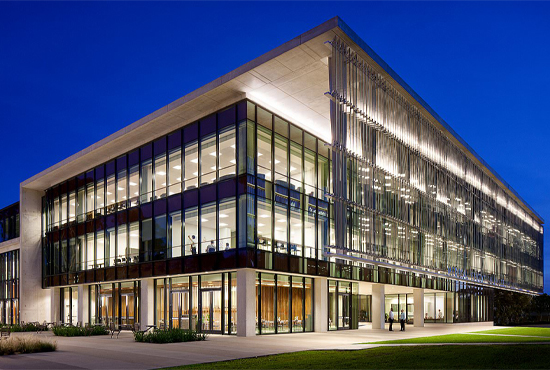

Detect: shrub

[4,323,43,332]
[0,336,57,356]
[134,328,207,344]
[52,325,109,337]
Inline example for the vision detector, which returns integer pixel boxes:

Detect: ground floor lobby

[46,269,493,337]
[3,323,496,370]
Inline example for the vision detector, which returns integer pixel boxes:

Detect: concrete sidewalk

[0,323,497,370]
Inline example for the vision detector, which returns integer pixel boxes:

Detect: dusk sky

[1,2,548,292]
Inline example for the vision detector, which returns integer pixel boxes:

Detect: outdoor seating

[109,322,121,339]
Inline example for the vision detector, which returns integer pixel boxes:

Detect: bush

[4,323,43,332]
[134,328,207,344]
[52,325,109,337]
[0,336,57,356]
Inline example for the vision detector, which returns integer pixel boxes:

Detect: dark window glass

[154,215,167,260]
[141,219,153,262]
[218,105,236,129]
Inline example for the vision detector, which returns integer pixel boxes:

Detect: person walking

[400,309,406,331]
[388,308,394,331]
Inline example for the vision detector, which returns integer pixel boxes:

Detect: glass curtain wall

[0,250,19,325]
[255,272,313,335]
[89,281,140,327]
[154,272,236,334]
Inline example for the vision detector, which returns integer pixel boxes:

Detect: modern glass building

[3,17,543,335]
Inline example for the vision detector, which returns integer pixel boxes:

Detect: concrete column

[236,268,256,337]
[77,285,89,325]
[19,188,51,323]
[314,276,328,332]
[413,288,425,327]
[140,279,155,330]
[50,288,60,324]
[371,283,385,330]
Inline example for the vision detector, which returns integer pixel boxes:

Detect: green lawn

[161,345,550,369]
[369,326,550,344]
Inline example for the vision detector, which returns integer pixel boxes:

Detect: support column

[314,277,328,332]
[371,283,385,330]
[77,285,89,325]
[140,279,154,331]
[414,288,425,327]
[236,268,256,337]
[50,288,60,324]
[20,188,50,323]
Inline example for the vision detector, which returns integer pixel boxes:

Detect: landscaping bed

[135,328,206,344]
[0,335,57,356]
[52,325,109,337]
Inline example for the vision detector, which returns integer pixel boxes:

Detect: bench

[0,327,10,339]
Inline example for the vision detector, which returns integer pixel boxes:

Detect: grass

[160,344,550,369]
[0,335,57,356]
[52,325,109,337]
[368,326,550,344]
[134,328,207,344]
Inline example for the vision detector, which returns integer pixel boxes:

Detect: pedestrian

[388,308,394,331]
[400,309,406,331]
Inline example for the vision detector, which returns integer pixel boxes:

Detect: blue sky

[1,2,548,292]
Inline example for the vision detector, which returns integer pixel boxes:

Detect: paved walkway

[0,323,497,370]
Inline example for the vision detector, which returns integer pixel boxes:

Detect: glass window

[200,203,217,253]
[96,180,105,215]
[274,135,288,185]
[86,233,94,270]
[291,276,303,332]
[184,142,198,190]
[424,294,435,321]
[168,148,182,196]
[304,209,315,258]
[219,127,236,180]
[260,273,275,334]
[257,198,272,251]
[117,224,127,264]
[154,154,167,199]
[61,194,68,225]
[274,204,288,253]
[219,198,236,250]
[53,197,60,227]
[68,238,77,272]
[77,187,85,222]
[106,174,116,213]
[78,235,85,271]
[257,107,272,129]
[184,207,198,255]
[96,230,104,268]
[140,159,153,204]
[289,143,302,192]
[168,211,182,258]
[257,126,272,181]
[200,135,217,185]
[304,149,316,196]
[68,192,76,223]
[154,215,167,260]
[318,155,329,197]
[289,208,302,256]
[304,278,313,331]
[277,275,290,333]
[117,168,127,208]
[129,222,139,263]
[129,165,139,207]
[141,219,152,262]
[106,227,116,267]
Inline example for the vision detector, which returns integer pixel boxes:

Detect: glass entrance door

[120,293,135,326]
[171,290,190,329]
[201,289,222,333]
[338,293,350,329]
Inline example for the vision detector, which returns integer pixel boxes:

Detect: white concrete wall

[236,268,255,337]
[77,285,89,325]
[314,276,328,332]
[413,288,424,327]
[50,288,60,324]
[19,187,50,323]
[140,279,155,330]
[371,283,385,329]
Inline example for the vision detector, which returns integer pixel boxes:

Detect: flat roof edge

[336,17,543,223]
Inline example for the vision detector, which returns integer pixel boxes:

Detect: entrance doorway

[170,290,190,329]
[201,289,222,333]
[338,292,350,329]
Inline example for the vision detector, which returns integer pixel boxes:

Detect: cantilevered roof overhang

[21,16,543,224]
